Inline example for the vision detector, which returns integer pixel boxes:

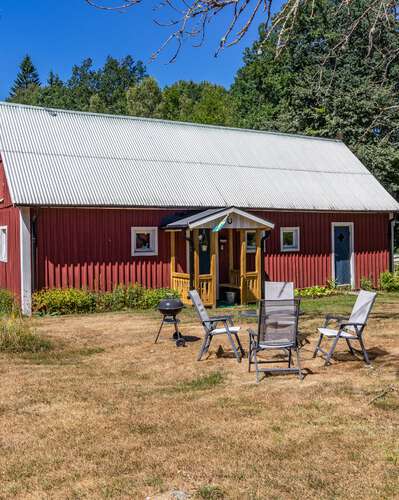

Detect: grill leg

[173,320,182,340]
[154,318,164,344]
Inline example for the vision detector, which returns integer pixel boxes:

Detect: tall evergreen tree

[10,56,40,97]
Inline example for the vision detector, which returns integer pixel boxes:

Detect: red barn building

[0,102,397,314]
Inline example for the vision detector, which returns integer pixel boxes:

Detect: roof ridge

[1,148,371,176]
[0,100,343,144]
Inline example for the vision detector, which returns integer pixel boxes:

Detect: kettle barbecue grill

[155,298,186,347]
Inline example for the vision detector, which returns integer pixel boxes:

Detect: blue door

[334,226,351,285]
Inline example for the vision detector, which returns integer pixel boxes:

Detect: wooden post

[193,229,199,290]
[228,228,234,277]
[210,231,218,307]
[255,230,262,300]
[240,230,247,304]
[170,231,176,288]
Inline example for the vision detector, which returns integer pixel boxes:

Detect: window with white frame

[0,226,7,262]
[131,227,158,256]
[280,227,300,252]
[246,230,257,254]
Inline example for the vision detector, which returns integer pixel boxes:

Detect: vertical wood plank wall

[0,162,21,301]
[35,208,391,292]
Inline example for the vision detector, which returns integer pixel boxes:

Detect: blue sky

[0,0,282,99]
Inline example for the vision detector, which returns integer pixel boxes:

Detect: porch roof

[162,207,275,230]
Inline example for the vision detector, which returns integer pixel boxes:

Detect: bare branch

[85,0,399,64]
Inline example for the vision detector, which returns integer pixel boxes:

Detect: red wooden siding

[35,208,175,291]
[258,211,390,289]
[0,161,21,299]
[35,208,390,292]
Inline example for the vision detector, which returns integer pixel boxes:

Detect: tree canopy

[231,0,399,199]
[7,57,232,126]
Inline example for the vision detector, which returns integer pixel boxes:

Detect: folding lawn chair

[264,281,294,300]
[248,298,303,383]
[240,281,295,321]
[189,290,245,362]
[313,290,377,365]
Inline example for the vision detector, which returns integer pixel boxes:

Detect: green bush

[0,289,18,315]
[379,271,399,292]
[32,288,97,315]
[360,276,374,291]
[32,284,180,315]
[0,318,51,353]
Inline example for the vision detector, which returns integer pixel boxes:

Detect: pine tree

[10,56,40,97]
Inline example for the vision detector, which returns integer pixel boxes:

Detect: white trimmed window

[246,231,256,254]
[280,227,300,252]
[131,227,158,256]
[0,226,7,262]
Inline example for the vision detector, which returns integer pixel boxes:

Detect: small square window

[246,231,257,254]
[280,227,300,252]
[131,227,158,256]
[0,226,7,262]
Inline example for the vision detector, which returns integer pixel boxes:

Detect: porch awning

[162,207,274,230]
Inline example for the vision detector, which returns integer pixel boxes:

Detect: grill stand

[154,315,186,347]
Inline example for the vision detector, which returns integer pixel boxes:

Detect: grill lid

[158,298,184,313]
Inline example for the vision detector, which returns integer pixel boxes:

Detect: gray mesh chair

[240,282,295,321]
[248,298,303,382]
[189,290,244,362]
[264,281,294,300]
[313,290,377,365]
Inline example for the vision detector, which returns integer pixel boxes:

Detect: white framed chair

[189,290,244,362]
[313,290,377,365]
[265,281,294,300]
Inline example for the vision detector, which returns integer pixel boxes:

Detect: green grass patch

[0,318,51,353]
[372,394,399,411]
[174,371,225,393]
[196,485,225,499]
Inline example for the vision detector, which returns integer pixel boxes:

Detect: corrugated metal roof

[0,101,397,211]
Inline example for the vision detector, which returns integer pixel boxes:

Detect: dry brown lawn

[0,296,398,499]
